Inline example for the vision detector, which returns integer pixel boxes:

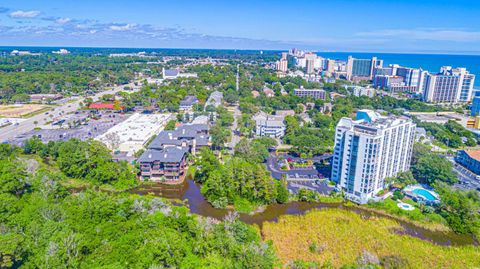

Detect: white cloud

[9,10,41,18]
[56,17,71,25]
[356,28,480,42]
[109,23,136,31]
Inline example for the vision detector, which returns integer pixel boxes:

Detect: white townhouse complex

[331,110,416,204]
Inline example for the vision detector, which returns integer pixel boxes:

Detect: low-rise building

[179,96,199,111]
[275,110,295,117]
[205,91,223,108]
[162,68,198,80]
[88,103,123,110]
[263,87,275,97]
[455,150,480,175]
[350,86,375,97]
[253,112,286,138]
[293,86,326,100]
[30,94,63,103]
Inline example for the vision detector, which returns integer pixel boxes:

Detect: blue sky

[1,0,480,53]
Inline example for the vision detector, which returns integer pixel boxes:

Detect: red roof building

[88,103,124,110]
[88,103,114,109]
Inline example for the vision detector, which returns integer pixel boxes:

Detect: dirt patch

[0,104,50,118]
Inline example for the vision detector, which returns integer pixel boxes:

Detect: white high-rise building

[331,110,416,204]
[423,66,475,103]
[305,52,317,74]
[275,52,288,73]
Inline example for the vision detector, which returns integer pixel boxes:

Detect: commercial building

[162,68,197,79]
[88,102,124,111]
[96,113,172,155]
[455,150,480,175]
[30,94,63,103]
[138,124,209,182]
[331,110,416,204]
[422,66,475,104]
[253,112,286,138]
[293,86,326,100]
[346,56,383,81]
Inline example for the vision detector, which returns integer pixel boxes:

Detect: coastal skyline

[1,0,480,54]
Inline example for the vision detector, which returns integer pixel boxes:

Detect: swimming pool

[411,188,437,201]
[403,185,440,204]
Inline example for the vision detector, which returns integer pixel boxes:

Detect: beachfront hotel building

[346,56,383,81]
[422,66,475,104]
[331,110,416,204]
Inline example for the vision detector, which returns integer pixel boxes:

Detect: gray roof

[138,147,187,163]
[180,96,199,106]
[148,124,209,150]
[164,69,179,77]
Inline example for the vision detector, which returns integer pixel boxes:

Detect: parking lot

[287,179,334,195]
[452,161,480,191]
[266,152,331,180]
[8,111,129,146]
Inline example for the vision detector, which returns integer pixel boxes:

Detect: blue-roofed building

[455,150,480,175]
[471,93,480,116]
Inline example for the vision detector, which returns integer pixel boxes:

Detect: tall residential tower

[331,110,416,204]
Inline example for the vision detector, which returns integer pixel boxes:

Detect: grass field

[262,209,480,268]
[0,104,50,118]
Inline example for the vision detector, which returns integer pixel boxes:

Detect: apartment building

[423,66,475,104]
[253,112,286,138]
[346,56,383,81]
[138,124,209,182]
[293,86,326,100]
[331,110,416,204]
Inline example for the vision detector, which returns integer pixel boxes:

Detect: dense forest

[0,142,278,268]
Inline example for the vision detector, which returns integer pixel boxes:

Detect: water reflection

[130,180,477,247]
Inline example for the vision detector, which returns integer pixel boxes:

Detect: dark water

[317,52,480,87]
[131,180,478,247]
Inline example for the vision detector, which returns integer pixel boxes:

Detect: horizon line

[1,45,480,56]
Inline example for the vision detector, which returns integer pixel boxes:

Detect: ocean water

[317,52,480,87]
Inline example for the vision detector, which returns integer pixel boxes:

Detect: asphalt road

[227,104,241,150]
[0,83,137,143]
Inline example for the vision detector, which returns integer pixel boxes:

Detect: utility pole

[236,64,239,91]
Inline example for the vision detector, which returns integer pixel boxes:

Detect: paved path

[0,83,138,142]
[227,104,241,150]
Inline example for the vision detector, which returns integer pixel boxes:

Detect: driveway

[266,152,332,180]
